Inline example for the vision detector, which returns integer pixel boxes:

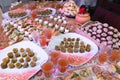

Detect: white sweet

[92,32,96,35]
[112,39,116,43]
[88,33,91,36]
[92,36,96,39]
[114,29,118,32]
[18,20,22,25]
[20,31,25,35]
[59,26,64,32]
[92,27,97,31]
[14,24,18,28]
[117,62,120,67]
[25,31,29,36]
[10,22,14,26]
[109,26,114,30]
[58,19,62,23]
[55,24,59,29]
[39,19,43,24]
[103,28,108,32]
[65,29,69,33]
[103,23,108,27]
[18,25,22,30]
[54,18,58,21]
[108,31,113,35]
[57,16,61,19]
[97,29,102,33]
[62,17,65,20]
[98,25,102,29]
[50,15,53,19]
[35,18,39,22]
[43,21,48,25]
[97,34,100,37]
[28,34,33,40]
[89,29,92,32]
[101,38,106,40]
[96,39,100,43]
[19,28,24,32]
[63,20,67,24]
[107,36,112,41]
[101,33,107,37]
[48,23,53,27]
[113,34,118,38]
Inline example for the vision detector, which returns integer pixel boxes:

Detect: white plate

[0,41,48,73]
[38,7,56,16]
[48,33,98,66]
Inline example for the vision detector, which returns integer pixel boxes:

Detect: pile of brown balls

[55,37,91,53]
[0,48,37,69]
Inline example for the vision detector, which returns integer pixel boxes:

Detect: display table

[0,1,120,80]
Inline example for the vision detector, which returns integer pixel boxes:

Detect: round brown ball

[55,45,60,51]
[1,62,7,69]
[16,63,22,69]
[22,52,27,57]
[86,44,91,52]
[23,62,29,68]
[32,56,37,62]
[15,53,20,57]
[28,51,34,57]
[25,56,31,62]
[11,58,17,63]
[19,58,24,63]
[30,61,36,67]
[7,52,14,58]
[26,48,31,52]
[20,48,25,52]
[8,63,15,69]
[13,48,18,53]
[2,57,10,64]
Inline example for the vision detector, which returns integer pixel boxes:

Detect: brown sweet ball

[75,43,79,48]
[86,44,91,52]
[16,63,22,69]
[60,41,64,45]
[65,42,69,48]
[69,43,74,48]
[2,57,10,64]
[15,52,21,57]
[32,56,38,62]
[13,48,18,53]
[75,41,79,45]
[28,51,35,57]
[63,38,67,41]
[80,47,85,53]
[74,48,79,53]
[26,48,31,53]
[68,47,73,53]
[72,38,75,41]
[61,46,66,52]
[20,48,25,52]
[1,62,7,69]
[23,62,29,68]
[22,52,27,57]
[55,45,60,51]
[30,61,36,67]
[7,52,14,58]
[76,38,80,41]
[19,58,24,63]
[67,38,71,41]
[80,41,84,45]
[8,63,15,69]
[11,58,17,63]
[25,56,31,62]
